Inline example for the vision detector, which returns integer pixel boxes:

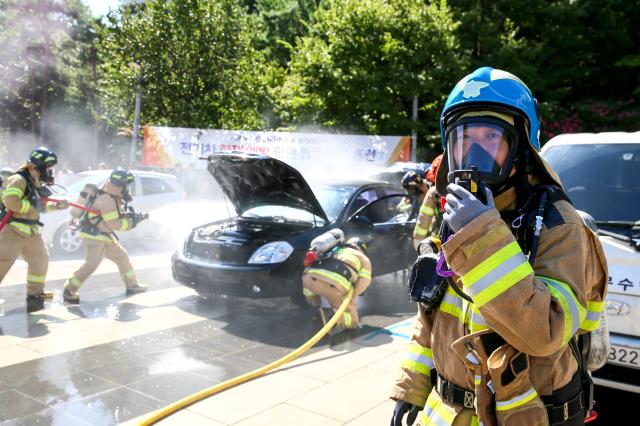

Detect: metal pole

[411,95,418,162]
[129,77,141,167]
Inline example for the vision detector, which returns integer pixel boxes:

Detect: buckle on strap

[436,373,475,409]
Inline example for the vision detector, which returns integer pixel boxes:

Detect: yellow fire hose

[137,287,354,425]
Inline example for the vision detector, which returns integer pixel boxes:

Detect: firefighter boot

[25,291,52,313]
[63,287,80,304]
[126,283,148,295]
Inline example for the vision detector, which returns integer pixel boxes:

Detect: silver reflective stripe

[496,388,537,410]
[406,352,435,369]
[466,251,527,297]
[585,310,600,323]
[422,405,451,426]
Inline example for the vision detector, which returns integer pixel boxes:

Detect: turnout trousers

[302,271,359,328]
[67,238,139,292]
[0,227,49,296]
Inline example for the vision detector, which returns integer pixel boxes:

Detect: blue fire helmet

[28,146,58,168]
[109,167,134,187]
[440,67,540,151]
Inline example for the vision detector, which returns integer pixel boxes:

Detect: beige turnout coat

[391,184,607,425]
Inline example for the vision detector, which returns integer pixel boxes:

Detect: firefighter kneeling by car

[390,67,608,426]
[302,229,372,337]
[63,167,148,303]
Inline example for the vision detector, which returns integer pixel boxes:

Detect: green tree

[98,0,269,133]
[275,0,463,152]
[0,0,97,153]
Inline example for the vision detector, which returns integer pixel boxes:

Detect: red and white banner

[143,127,411,171]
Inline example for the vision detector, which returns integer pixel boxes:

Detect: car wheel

[53,224,82,255]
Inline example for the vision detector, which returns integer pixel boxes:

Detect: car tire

[290,287,309,308]
[53,224,83,255]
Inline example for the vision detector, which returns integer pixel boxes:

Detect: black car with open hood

[171,153,419,302]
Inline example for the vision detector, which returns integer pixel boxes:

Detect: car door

[344,186,416,275]
[134,175,184,212]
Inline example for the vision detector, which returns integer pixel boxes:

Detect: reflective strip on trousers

[421,393,456,426]
[303,287,316,296]
[342,312,352,327]
[79,232,113,242]
[27,273,46,283]
[304,268,352,292]
[538,276,586,343]
[581,300,605,331]
[461,241,533,307]
[9,222,34,236]
[124,269,136,279]
[421,205,435,216]
[495,387,538,411]
[69,275,83,287]
[400,343,434,376]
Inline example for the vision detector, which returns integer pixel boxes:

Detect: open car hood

[206,153,329,222]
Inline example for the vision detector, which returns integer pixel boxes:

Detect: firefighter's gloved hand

[131,212,149,228]
[391,400,420,426]
[55,199,69,210]
[443,183,494,233]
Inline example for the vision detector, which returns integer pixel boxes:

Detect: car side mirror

[577,210,598,233]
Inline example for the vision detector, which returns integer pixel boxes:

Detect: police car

[542,132,640,394]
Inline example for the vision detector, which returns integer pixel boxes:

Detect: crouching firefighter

[302,229,372,332]
[0,147,68,310]
[390,67,608,426]
[63,167,149,303]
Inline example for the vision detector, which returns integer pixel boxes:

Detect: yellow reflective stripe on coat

[439,285,463,320]
[461,241,533,307]
[400,343,434,376]
[2,187,23,199]
[305,268,352,292]
[27,273,46,283]
[414,224,429,237]
[420,205,435,216]
[120,219,130,231]
[496,387,538,411]
[421,392,456,426]
[468,304,490,332]
[358,268,371,279]
[19,199,31,214]
[102,211,120,222]
[538,276,587,343]
[581,300,605,331]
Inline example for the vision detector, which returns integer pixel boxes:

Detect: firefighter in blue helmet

[390,68,607,426]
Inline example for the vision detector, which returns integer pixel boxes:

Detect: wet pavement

[0,256,415,425]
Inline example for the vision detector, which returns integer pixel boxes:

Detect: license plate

[609,344,640,369]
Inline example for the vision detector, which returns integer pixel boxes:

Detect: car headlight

[248,241,294,264]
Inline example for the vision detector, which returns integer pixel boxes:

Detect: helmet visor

[446,119,516,177]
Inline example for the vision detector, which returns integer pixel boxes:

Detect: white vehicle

[42,170,186,254]
[542,132,640,394]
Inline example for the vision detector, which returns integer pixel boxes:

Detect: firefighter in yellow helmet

[412,154,444,250]
[63,167,148,303]
[390,68,607,426]
[0,147,68,311]
[302,234,372,332]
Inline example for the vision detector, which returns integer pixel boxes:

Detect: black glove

[131,212,149,228]
[391,400,420,426]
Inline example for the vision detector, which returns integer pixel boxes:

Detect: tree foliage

[274,0,462,146]
[98,0,269,132]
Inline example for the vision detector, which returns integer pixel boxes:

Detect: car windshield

[543,143,640,222]
[63,173,108,196]
[239,184,356,224]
